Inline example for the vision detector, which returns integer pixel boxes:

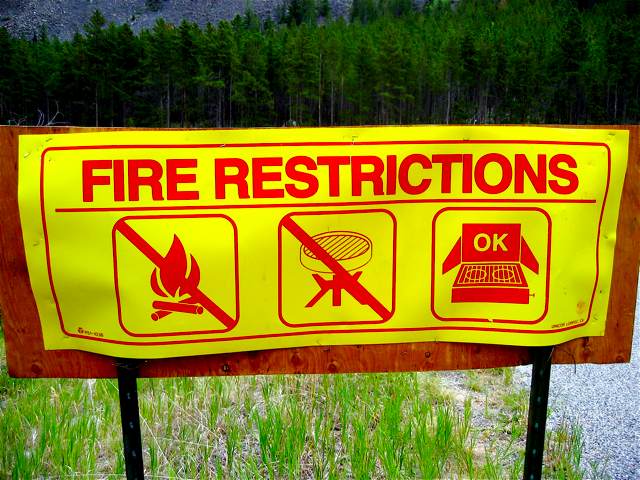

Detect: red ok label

[461,223,522,263]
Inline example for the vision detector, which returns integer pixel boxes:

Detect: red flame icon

[151,235,201,298]
[150,235,205,321]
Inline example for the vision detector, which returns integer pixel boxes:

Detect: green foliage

[279,0,319,25]
[1,1,639,127]
[544,419,588,480]
[318,0,331,18]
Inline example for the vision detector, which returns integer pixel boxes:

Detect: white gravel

[517,289,640,479]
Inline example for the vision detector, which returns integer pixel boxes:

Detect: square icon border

[278,208,397,328]
[112,213,240,338]
[431,206,552,325]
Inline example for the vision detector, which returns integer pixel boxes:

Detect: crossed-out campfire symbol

[299,230,373,307]
[113,218,237,333]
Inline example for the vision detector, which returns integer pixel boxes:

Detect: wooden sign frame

[1,125,637,379]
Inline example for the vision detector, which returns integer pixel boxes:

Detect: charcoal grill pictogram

[278,210,396,327]
[300,231,373,307]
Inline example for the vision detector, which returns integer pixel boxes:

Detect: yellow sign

[18,126,629,359]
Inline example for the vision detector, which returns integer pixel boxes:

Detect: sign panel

[17,126,629,359]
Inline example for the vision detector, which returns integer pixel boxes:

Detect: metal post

[523,346,553,480]
[116,360,144,480]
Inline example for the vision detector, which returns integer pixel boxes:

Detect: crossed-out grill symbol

[298,230,372,308]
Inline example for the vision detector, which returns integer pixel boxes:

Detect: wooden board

[0,125,637,378]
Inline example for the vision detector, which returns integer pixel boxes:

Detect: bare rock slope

[0,0,352,39]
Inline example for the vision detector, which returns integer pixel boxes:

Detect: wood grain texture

[0,125,637,379]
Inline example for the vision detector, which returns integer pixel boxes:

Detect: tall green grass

[0,331,598,478]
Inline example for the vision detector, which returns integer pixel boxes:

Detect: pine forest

[1,0,639,128]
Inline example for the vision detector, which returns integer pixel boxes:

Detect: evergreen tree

[233,32,273,125]
[144,19,178,126]
[318,0,331,18]
[83,10,109,126]
[0,28,14,121]
[351,0,380,23]
[287,0,318,25]
[176,21,200,126]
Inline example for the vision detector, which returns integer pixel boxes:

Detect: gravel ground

[516,291,640,479]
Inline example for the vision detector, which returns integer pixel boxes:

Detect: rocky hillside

[0,0,353,39]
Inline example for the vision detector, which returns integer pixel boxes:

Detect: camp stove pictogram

[300,231,372,307]
[442,223,539,304]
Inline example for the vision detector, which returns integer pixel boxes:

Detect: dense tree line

[1,0,639,128]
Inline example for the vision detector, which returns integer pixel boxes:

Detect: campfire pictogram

[150,235,205,320]
[113,218,237,330]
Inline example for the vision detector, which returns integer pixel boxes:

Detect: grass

[0,330,603,479]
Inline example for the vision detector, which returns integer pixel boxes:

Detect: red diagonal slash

[114,220,236,329]
[281,216,392,321]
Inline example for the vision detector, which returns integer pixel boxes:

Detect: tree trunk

[110,93,114,127]
[181,88,186,127]
[318,52,322,126]
[340,75,344,123]
[229,78,233,127]
[330,81,334,126]
[166,78,171,128]
[217,88,222,128]
[95,86,99,127]
[446,72,452,125]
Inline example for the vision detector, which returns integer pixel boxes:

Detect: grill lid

[300,231,373,273]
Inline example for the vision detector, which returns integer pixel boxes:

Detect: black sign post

[116,359,145,480]
[523,346,554,480]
